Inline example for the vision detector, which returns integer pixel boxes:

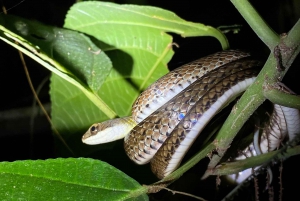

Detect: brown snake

[82,50,300,179]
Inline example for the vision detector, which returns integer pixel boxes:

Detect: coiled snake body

[82,50,300,179]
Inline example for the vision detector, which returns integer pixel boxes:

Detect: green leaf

[65,1,228,46]
[63,1,228,116]
[0,158,148,201]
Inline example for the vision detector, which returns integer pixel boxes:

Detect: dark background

[0,0,299,200]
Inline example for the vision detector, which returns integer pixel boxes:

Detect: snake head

[82,117,136,145]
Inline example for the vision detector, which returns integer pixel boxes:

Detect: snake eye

[90,124,99,135]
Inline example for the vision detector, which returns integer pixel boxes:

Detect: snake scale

[82,50,300,179]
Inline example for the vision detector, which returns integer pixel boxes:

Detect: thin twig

[151,186,208,201]
[1,0,26,14]
[30,75,50,158]
[17,49,75,156]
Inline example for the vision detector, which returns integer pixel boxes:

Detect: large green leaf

[63,2,228,116]
[0,158,148,200]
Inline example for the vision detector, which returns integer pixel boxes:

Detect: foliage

[0,158,147,200]
[0,0,299,200]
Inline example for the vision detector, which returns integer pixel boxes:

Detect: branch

[263,86,300,109]
[210,145,300,176]
[230,0,279,49]
[202,1,300,179]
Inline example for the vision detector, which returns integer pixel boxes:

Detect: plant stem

[210,145,300,176]
[230,0,279,49]
[281,19,300,68]
[283,19,300,48]
[202,0,300,179]
[263,87,300,109]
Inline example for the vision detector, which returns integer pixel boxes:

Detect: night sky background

[0,0,299,200]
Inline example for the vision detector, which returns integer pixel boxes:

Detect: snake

[82,50,300,179]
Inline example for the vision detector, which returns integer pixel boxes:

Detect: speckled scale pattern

[124,56,262,166]
[150,67,260,179]
[132,50,250,123]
